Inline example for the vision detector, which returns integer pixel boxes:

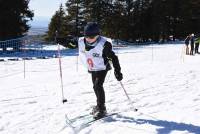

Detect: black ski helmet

[84,22,100,37]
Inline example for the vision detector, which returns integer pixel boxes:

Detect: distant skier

[195,36,200,54]
[190,34,195,55]
[184,35,190,55]
[78,22,123,119]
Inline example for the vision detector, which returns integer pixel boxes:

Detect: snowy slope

[0,44,200,134]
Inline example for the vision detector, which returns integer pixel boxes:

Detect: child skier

[78,22,123,119]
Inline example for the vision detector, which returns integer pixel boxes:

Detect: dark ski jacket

[191,36,194,45]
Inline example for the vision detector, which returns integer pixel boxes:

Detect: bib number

[87,58,94,70]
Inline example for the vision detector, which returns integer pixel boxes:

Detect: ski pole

[180,45,185,62]
[119,82,160,121]
[23,38,26,79]
[57,43,67,103]
[119,81,138,111]
[119,81,131,100]
[151,43,154,62]
[56,32,67,104]
[76,53,78,72]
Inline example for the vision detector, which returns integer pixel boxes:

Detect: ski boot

[91,105,99,115]
[93,105,107,120]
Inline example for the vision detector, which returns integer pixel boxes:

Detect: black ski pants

[91,70,107,109]
[190,43,194,55]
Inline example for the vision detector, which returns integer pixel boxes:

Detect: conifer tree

[65,0,85,37]
[0,0,33,40]
[47,4,66,41]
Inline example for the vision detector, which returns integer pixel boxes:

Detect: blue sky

[29,0,64,27]
[29,0,64,17]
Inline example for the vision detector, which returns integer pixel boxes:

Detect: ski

[65,112,118,128]
[65,108,138,129]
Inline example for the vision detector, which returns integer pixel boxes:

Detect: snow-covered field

[0,44,200,134]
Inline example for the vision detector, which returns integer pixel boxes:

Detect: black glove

[114,71,123,81]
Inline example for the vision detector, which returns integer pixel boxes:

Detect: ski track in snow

[0,44,200,134]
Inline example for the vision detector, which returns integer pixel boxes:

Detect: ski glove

[114,71,123,81]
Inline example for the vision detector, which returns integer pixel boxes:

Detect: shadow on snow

[104,114,200,134]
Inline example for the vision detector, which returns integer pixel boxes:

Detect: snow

[0,44,200,134]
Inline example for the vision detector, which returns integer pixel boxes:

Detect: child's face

[85,35,98,43]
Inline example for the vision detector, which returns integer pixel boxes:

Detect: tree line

[47,0,200,43]
[0,0,199,43]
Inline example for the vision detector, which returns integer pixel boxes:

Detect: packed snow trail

[0,44,200,134]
